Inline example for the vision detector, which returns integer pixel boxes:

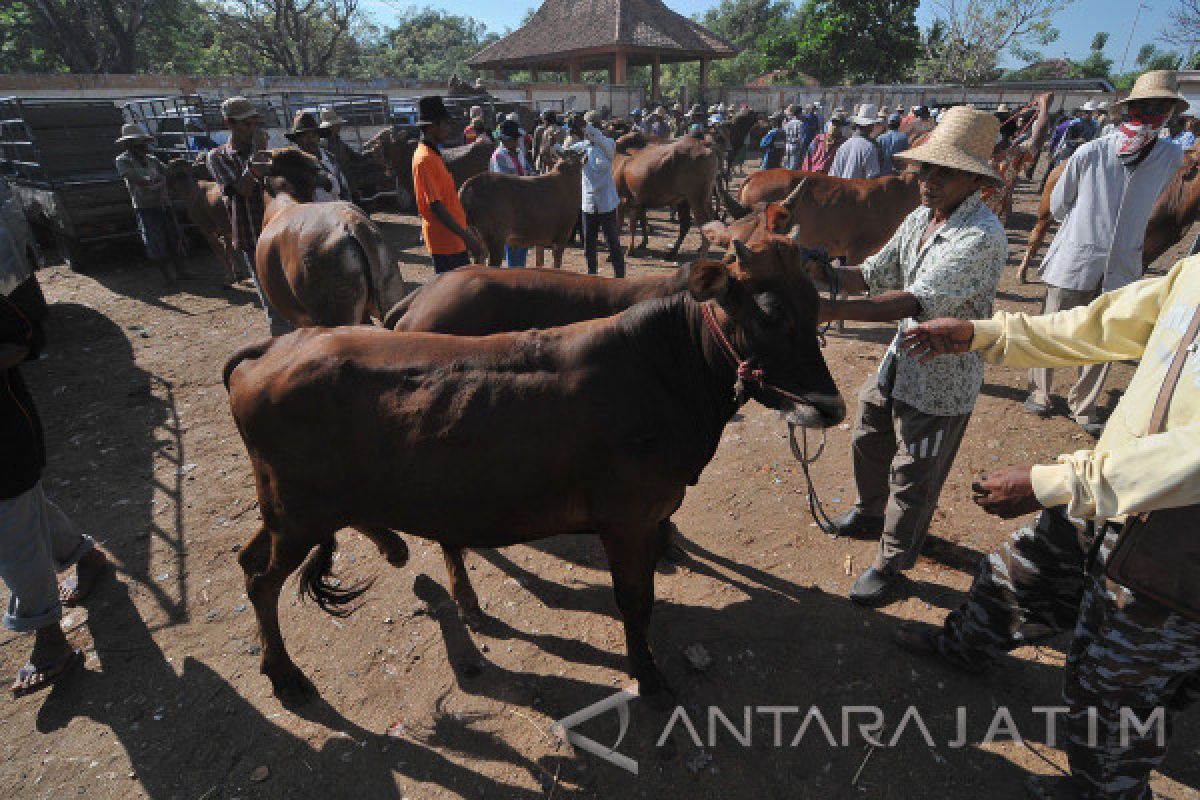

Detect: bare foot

[60,549,110,607]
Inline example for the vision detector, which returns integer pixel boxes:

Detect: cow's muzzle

[784,393,846,428]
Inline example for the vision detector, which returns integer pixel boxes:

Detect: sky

[359,0,1180,72]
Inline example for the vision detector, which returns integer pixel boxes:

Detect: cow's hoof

[460,605,492,633]
[269,665,318,706]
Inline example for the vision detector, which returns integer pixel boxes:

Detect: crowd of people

[3,66,1200,800]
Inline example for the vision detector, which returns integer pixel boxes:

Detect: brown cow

[458,151,583,267]
[614,133,720,259]
[365,130,493,210]
[165,157,238,285]
[225,235,845,707]
[1016,147,1200,283]
[725,171,922,264]
[254,148,406,327]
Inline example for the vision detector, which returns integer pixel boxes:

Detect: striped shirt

[206,141,264,253]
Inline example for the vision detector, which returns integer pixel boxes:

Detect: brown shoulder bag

[1104,304,1200,622]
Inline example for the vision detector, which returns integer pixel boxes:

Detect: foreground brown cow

[255,148,406,326]
[1016,147,1200,283]
[365,130,493,209]
[615,133,719,259]
[166,157,237,284]
[723,171,921,264]
[225,235,845,707]
[458,151,583,267]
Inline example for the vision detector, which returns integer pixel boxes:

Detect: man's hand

[972,466,1042,519]
[902,317,974,362]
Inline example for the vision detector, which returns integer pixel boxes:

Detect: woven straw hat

[220,96,260,121]
[1112,70,1189,115]
[895,106,1001,183]
[852,103,881,126]
[115,122,154,145]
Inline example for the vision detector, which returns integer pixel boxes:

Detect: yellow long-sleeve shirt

[971,255,1200,521]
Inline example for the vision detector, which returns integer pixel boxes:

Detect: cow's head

[261,147,332,201]
[705,181,806,250]
[551,147,585,175]
[688,235,844,428]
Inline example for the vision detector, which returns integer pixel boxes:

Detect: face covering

[1117,108,1169,162]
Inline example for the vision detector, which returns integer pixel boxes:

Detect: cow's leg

[1018,216,1052,283]
[535,246,545,268]
[203,229,235,284]
[551,243,566,268]
[245,528,320,704]
[355,526,409,568]
[600,524,672,708]
[668,203,692,261]
[626,207,638,256]
[486,236,503,267]
[638,211,651,250]
[440,545,487,631]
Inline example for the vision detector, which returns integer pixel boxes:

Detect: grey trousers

[850,380,971,572]
[0,482,94,632]
[1028,284,1110,424]
[240,251,293,337]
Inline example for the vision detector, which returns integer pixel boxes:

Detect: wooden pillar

[612,50,627,85]
[651,54,661,102]
[699,58,710,94]
[530,65,540,83]
[494,69,508,81]
[568,59,581,84]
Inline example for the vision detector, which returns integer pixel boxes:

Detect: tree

[1069,30,1112,78]
[1160,0,1200,63]
[357,7,497,80]
[916,0,1069,85]
[9,0,168,73]
[761,0,921,85]
[208,0,361,76]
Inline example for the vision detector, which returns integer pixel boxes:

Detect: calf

[255,148,406,327]
[225,235,845,708]
[458,152,584,267]
[165,157,237,284]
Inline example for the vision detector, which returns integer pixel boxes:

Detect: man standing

[412,96,484,273]
[207,97,291,336]
[1025,71,1187,437]
[567,111,624,278]
[317,108,354,201]
[801,115,846,173]
[284,111,350,203]
[759,112,786,170]
[488,119,533,267]
[114,123,188,283]
[876,113,910,176]
[782,104,807,169]
[829,104,882,180]
[816,107,1009,605]
[1,248,109,696]
[897,251,1200,800]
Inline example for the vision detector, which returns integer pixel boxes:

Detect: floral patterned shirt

[860,191,1008,416]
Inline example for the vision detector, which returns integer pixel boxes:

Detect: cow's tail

[720,186,749,218]
[298,539,375,618]
[222,339,273,392]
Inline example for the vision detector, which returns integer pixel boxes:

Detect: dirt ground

[2,160,1198,800]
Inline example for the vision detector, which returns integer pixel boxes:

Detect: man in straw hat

[285,110,349,204]
[811,106,1008,605]
[1024,71,1188,437]
[114,123,189,283]
[412,95,485,272]
[893,121,1200,800]
[207,96,291,333]
[828,103,882,179]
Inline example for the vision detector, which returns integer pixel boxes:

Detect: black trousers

[582,210,625,278]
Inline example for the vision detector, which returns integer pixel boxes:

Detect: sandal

[11,648,84,698]
[60,552,111,607]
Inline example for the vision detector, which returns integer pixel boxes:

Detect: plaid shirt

[206,141,264,253]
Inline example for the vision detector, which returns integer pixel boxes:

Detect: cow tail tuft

[222,339,273,391]
[298,538,375,618]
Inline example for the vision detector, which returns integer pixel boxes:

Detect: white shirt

[828,134,880,180]
[567,125,620,214]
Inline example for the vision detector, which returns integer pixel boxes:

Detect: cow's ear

[764,203,790,233]
[688,259,731,301]
[701,220,729,248]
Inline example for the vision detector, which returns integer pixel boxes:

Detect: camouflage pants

[937,508,1200,799]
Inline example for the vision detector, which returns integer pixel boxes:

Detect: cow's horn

[732,238,752,264]
[781,178,807,209]
[787,224,803,243]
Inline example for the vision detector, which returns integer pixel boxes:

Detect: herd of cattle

[191,105,1200,707]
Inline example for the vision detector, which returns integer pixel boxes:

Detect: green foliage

[917,0,1068,85]
[761,0,921,85]
[1068,28,1112,78]
[365,7,499,80]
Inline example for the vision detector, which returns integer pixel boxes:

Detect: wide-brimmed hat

[115,123,154,146]
[1079,100,1098,112]
[584,110,601,125]
[319,109,347,129]
[895,105,1002,184]
[417,95,452,126]
[220,96,261,121]
[995,103,1011,113]
[852,103,881,126]
[284,110,321,141]
[1112,70,1190,115]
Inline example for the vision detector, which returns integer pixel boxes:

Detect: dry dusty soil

[1,162,1198,800]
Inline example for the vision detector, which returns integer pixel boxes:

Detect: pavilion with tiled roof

[467,0,737,99]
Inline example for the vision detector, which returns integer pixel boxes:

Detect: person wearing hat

[464,105,486,144]
[565,111,624,278]
[782,104,806,170]
[811,106,1008,605]
[801,114,846,173]
[413,96,485,272]
[532,110,560,173]
[1024,71,1189,437]
[876,113,909,176]
[488,119,534,267]
[285,110,350,204]
[828,103,883,180]
[759,112,787,170]
[114,123,189,283]
[647,107,670,139]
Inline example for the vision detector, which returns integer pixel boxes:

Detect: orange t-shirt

[412,142,467,255]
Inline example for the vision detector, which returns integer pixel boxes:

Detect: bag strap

[1149,305,1200,434]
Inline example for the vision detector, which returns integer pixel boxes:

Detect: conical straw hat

[895,106,1001,183]
[1111,70,1189,115]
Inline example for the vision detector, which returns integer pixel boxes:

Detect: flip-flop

[11,648,84,698]
[60,556,111,607]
